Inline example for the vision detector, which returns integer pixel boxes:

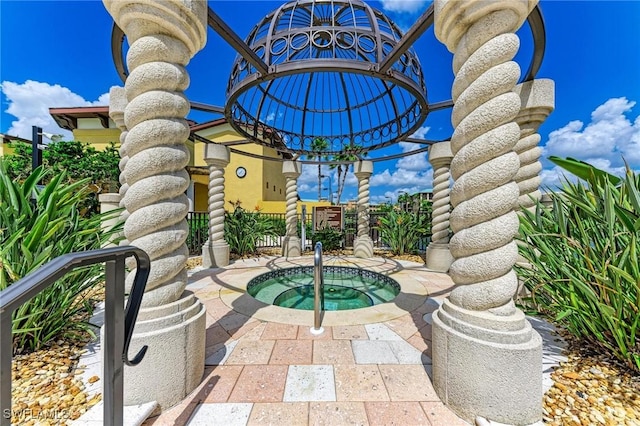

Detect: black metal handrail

[0,246,150,426]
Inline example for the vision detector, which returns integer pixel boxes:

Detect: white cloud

[543,97,640,166]
[1,80,109,140]
[395,126,430,170]
[379,0,429,14]
[265,112,275,123]
[370,167,433,190]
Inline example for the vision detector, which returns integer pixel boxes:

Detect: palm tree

[330,145,363,204]
[309,137,329,201]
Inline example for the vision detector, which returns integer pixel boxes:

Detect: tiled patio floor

[141,255,473,426]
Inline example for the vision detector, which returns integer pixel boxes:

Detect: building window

[279,189,282,195]
[266,182,269,189]
[273,186,276,192]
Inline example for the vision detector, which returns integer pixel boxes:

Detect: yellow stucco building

[46,106,328,214]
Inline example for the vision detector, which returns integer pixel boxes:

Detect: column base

[282,236,302,257]
[425,242,454,272]
[122,291,206,413]
[353,236,373,258]
[432,299,542,425]
[202,241,230,268]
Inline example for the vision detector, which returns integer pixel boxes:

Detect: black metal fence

[186,209,431,255]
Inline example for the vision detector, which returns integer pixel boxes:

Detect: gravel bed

[544,332,640,425]
[10,340,101,425]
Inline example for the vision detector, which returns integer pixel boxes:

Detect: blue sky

[2,0,639,204]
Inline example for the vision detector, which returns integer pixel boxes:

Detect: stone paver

[283,365,336,402]
[364,323,403,341]
[365,401,430,425]
[269,340,313,365]
[228,365,288,403]
[313,340,355,365]
[352,340,399,364]
[202,365,244,402]
[142,256,565,426]
[378,365,438,401]
[248,402,309,425]
[205,340,238,366]
[420,402,471,425]
[332,325,368,340]
[308,402,369,426]
[334,365,390,402]
[226,340,275,365]
[262,322,299,340]
[187,403,253,426]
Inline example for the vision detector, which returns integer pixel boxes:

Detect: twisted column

[107,86,128,245]
[425,142,454,272]
[103,0,207,410]
[282,161,302,257]
[514,79,555,212]
[431,1,543,424]
[202,144,230,268]
[105,0,206,308]
[444,2,530,313]
[354,161,373,258]
[431,165,451,244]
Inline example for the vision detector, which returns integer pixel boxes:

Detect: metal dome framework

[110,0,546,161]
[226,0,427,155]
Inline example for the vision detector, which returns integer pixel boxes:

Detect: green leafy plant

[224,201,278,256]
[517,156,640,372]
[0,163,121,353]
[377,209,430,255]
[3,140,120,215]
[310,225,343,251]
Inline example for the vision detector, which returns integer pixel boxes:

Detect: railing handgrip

[122,250,151,366]
[313,242,324,332]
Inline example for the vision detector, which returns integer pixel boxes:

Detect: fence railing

[0,246,150,426]
[186,209,431,253]
[186,212,209,255]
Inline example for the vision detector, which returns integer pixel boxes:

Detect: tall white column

[202,144,230,268]
[514,79,555,211]
[108,86,129,245]
[425,142,454,272]
[353,160,373,258]
[282,161,302,257]
[103,0,207,411]
[431,1,543,424]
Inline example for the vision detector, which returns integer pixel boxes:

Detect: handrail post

[311,242,324,335]
[104,257,125,426]
[1,313,12,426]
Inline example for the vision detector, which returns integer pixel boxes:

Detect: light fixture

[39,132,64,143]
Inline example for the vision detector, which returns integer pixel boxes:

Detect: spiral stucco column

[106,86,128,245]
[425,142,454,272]
[514,79,555,212]
[282,161,302,257]
[431,1,543,424]
[202,144,230,268]
[354,161,373,258]
[103,0,207,411]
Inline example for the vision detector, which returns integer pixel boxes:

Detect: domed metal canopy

[225,0,428,156]
[110,1,547,162]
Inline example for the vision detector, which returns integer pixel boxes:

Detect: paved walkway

[140,255,563,426]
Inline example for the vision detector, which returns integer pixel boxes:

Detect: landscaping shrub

[0,164,121,353]
[224,202,278,255]
[378,209,430,255]
[517,156,640,372]
[310,226,343,251]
